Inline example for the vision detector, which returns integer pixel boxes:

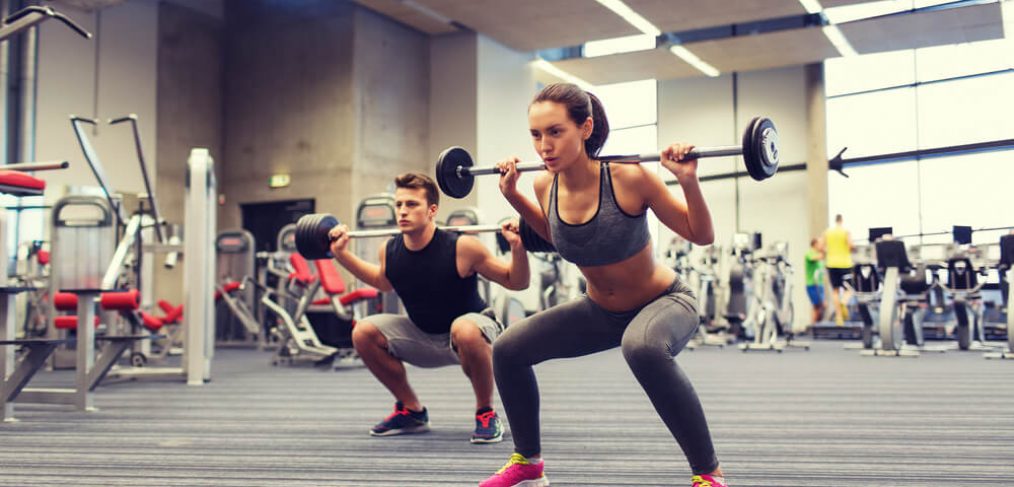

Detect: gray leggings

[493,278,719,474]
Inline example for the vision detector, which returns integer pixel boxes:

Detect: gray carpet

[1,341,1012,486]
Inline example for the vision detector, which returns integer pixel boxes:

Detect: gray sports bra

[547,162,651,267]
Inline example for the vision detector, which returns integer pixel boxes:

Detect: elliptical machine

[849,262,881,350]
[682,243,729,350]
[740,242,809,352]
[942,251,991,351]
[723,233,757,341]
[985,234,1014,359]
[862,239,946,357]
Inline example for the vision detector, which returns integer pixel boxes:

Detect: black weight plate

[317,214,339,259]
[753,117,779,179]
[519,218,556,253]
[741,117,764,181]
[495,218,512,254]
[436,146,475,199]
[294,214,316,259]
[296,213,340,260]
[495,233,510,254]
[307,213,324,255]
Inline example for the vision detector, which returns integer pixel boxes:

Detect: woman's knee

[491,323,531,366]
[621,338,670,370]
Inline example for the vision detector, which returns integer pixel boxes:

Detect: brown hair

[395,172,439,206]
[532,83,610,158]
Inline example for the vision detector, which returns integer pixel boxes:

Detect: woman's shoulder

[533,171,553,192]
[607,160,658,190]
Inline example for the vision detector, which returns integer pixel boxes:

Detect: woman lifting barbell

[477,83,728,487]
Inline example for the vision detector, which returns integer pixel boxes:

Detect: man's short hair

[395,172,439,206]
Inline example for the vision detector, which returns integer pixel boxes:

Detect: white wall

[474,35,542,310]
[659,66,813,330]
[36,0,159,203]
[475,35,537,225]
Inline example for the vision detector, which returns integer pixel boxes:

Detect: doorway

[240,199,315,253]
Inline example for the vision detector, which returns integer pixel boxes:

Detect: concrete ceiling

[837,2,1005,53]
[551,48,702,86]
[623,0,810,33]
[354,0,883,50]
[539,2,1005,84]
[353,0,1008,84]
[689,27,841,74]
[352,0,459,34]
[411,0,642,51]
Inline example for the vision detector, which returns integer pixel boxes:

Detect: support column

[805,63,829,240]
[1,206,13,421]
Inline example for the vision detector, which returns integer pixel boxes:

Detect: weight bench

[7,289,146,419]
[1,338,69,422]
[311,258,378,321]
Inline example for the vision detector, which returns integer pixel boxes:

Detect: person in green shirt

[804,238,826,325]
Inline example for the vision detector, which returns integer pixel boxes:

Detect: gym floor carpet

[2,341,1012,486]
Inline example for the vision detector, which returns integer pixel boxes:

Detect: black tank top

[384,228,487,334]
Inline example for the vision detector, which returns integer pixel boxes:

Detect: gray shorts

[363,311,502,368]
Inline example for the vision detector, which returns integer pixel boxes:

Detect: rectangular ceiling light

[595,0,661,36]
[533,59,595,90]
[668,45,720,77]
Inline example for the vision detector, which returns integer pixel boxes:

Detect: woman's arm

[643,143,714,245]
[498,157,553,242]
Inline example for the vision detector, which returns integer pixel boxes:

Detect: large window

[826,38,1014,242]
[593,79,658,155]
[826,40,1013,155]
[588,78,661,244]
[918,151,1014,240]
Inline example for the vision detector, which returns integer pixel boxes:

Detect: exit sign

[269,174,290,188]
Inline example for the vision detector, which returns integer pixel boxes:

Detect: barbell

[436,116,779,199]
[294,213,556,260]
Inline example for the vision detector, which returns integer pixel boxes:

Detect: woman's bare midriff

[580,244,677,312]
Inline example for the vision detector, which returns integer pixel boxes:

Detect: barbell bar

[294,213,556,260]
[436,116,779,199]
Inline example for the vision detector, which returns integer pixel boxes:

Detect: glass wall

[825,38,1014,243]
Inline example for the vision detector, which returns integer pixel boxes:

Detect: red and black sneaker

[369,402,430,437]
[471,408,504,444]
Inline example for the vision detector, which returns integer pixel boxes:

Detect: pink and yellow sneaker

[692,474,728,487]
[478,453,549,487]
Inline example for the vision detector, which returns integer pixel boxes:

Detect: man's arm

[330,229,394,292]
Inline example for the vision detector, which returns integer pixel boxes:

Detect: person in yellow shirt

[821,214,854,325]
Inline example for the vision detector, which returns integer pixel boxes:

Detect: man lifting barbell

[309,173,530,444]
